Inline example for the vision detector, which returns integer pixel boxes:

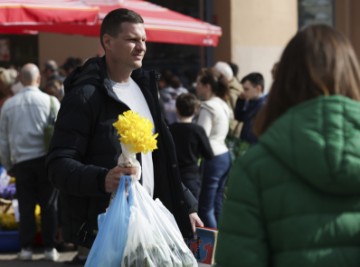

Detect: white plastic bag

[121,180,197,267]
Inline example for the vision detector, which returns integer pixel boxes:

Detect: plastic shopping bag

[85,175,133,267]
[121,180,197,267]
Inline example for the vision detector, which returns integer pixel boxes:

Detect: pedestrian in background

[170,93,214,200]
[0,68,13,113]
[195,68,232,228]
[60,57,83,77]
[160,73,188,125]
[41,60,64,90]
[44,79,64,102]
[215,24,360,267]
[234,72,267,146]
[213,61,243,112]
[213,61,243,136]
[0,63,60,261]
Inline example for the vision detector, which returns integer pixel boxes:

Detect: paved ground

[0,249,78,266]
[0,249,211,266]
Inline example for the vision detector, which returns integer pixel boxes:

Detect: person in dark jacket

[169,93,214,200]
[46,8,202,264]
[215,24,360,267]
[234,72,266,145]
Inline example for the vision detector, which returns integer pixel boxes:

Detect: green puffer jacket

[215,95,360,267]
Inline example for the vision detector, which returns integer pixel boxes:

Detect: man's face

[242,80,261,100]
[105,22,146,71]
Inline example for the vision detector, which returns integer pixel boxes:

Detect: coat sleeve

[0,108,11,170]
[214,159,269,267]
[46,86,109,197]
[234,98,248,121]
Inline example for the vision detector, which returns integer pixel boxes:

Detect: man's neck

[23,83,39,87]
[106,58,132,83]
[250,95,262,101]
[178,116,193,123]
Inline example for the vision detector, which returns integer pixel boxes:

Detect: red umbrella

[0,0,98,34]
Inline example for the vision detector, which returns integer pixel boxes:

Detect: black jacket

[46,57,196,244]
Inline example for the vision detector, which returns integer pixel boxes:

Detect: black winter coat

[46,57,196,245]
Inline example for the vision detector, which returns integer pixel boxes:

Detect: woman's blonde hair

[0,68,13,98]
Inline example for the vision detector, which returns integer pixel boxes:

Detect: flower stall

[0,166,42,252]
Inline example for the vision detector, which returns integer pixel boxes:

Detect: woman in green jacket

[215,24,360,267]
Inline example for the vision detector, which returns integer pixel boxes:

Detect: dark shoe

[56,242,77,252]
[64,255,86,265]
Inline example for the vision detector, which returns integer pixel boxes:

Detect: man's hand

[239,92,247,100]
[104,165,138,193]
[189,212,204,234]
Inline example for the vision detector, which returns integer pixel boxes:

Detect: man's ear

[36,75,41,86]
[256,85,263,94]
[102,34,112,51]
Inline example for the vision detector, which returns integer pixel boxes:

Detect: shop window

[143,0,203,90]
[0,35,38,68]
[298,0,335,28]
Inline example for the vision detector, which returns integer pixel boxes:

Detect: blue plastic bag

[85,175,133,267]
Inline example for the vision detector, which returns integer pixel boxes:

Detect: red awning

[0,0,98,32]
[0,0,222,47]
[84,0,222,46]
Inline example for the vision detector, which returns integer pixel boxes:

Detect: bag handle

[228,120,242,137]
[48,96,56,123]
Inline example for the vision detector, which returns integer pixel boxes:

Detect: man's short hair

[176,93,200,117]
[44,60,58,72]
[100,8,144,49]
[61,57,82,73]
[241,72,265,92]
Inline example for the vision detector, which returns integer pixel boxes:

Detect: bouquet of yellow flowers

[113,110,158,154]
[113,110,158,179]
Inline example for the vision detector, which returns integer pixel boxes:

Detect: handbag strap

[228,120,242,137]
[48,96,56,122]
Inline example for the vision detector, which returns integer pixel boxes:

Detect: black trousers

[13,156,58,249]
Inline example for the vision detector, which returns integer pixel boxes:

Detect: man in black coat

[46,8,202,263]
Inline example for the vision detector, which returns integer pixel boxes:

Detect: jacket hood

[260,95,360,195]
[63,57,104,93]
[63,56,147,94]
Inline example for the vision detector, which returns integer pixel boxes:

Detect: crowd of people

[0,6,359,267]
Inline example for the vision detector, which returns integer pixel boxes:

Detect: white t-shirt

[111,78,155,197]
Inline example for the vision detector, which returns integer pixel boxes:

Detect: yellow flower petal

[113,110,158,154]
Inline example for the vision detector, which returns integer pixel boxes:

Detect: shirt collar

[19,86,41,93]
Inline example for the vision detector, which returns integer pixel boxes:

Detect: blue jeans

[198,151,231,228]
